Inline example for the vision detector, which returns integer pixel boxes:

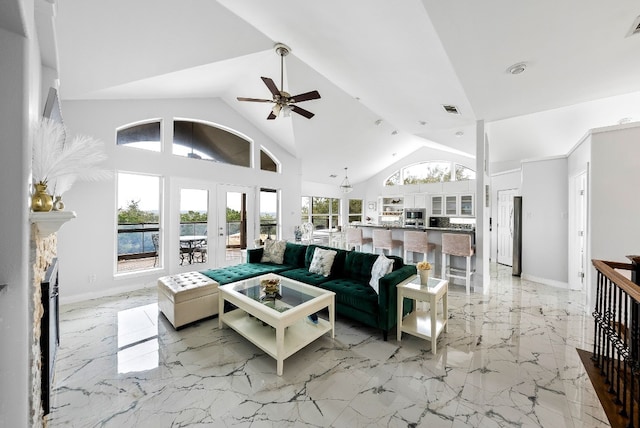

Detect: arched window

[384,161,475,186]
[172,120,251,167]
[116,120,162,152]
[260,148,279,172]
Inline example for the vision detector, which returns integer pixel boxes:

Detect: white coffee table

[218,274,335,375]
[397,275,448,354]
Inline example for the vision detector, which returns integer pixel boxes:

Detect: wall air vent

[627,15,640,37]
[442,104,460,115]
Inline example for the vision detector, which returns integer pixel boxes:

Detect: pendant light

[340,167,353,193]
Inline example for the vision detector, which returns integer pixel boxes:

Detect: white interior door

[217,184,255,267]
[497,189,518,266]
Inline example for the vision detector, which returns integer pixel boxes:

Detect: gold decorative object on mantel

[31,181,54,212]
[30,210,77,238]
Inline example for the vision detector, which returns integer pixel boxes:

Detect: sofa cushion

[319,277,379,313]
[304,245,347,276]
[309,247,337,277]
[200,263,290,285]
[282,242,307,268]
[260,239,287,264]
[343,251,379,283]
[369,254,394,294]
[279,268,330,286]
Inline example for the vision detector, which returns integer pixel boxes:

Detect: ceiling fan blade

[267,111,277,120]
[290,90,321,103]
[291,105,315,119]
[237,97,273,103]
[261,77,280,97]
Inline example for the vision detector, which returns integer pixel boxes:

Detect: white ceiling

[53,0,640,184]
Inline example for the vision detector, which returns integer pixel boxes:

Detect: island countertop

[352,223,475,233]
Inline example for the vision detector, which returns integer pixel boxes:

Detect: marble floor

[48,264,609,427]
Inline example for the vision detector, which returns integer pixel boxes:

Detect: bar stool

[345,228,372,252]
[441,233,475,294]
[403,230,436,264]
[372,229,403,256]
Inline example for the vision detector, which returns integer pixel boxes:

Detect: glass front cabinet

[431,194,474,217]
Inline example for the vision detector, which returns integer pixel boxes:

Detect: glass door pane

[116,173,161,273]
[179,189,208,266]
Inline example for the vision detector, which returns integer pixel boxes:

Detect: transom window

[384,161,475,186]
[116,120,161,152]
[173,120,251,167]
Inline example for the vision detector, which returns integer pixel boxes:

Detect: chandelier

[340,167,353,193]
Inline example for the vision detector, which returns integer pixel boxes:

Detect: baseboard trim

[60,281,154,305]
[521,273,568,289]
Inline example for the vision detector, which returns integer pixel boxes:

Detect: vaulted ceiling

[54,0,640,184]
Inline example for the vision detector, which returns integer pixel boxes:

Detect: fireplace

[40,258,59,416]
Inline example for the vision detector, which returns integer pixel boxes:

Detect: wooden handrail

[592,259,640,302]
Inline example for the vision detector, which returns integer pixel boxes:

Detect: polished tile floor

[48,264,608,427]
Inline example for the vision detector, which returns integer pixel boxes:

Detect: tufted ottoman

[157,271,219,329]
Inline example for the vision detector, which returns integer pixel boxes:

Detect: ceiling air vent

[627,15,640,37]
[442,104,460,115]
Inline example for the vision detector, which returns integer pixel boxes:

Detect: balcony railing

[117,223,159,260]
[591,256,640,427]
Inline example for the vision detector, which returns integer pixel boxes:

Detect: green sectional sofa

[201,242,416,340]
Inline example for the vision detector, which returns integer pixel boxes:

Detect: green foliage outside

[118,200,158,224]
[181,210,208,222]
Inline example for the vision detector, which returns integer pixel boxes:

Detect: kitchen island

[351,223,475,277]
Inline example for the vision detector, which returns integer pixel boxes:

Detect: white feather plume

[32,118,112,196]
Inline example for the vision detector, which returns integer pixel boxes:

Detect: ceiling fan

[237,43,321,120]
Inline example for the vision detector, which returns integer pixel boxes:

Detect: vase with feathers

[31,118,111,211]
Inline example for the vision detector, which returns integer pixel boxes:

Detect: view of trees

[384,161,475,186]
[118,200,158,224]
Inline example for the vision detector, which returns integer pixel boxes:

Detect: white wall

[0,0,49,423]
[489,169,521,261]
[589,123,640,302]
[56,98,301,302]
[521,157,569,287]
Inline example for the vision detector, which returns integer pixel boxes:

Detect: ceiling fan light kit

[237,43,321,120]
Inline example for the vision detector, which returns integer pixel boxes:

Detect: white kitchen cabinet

[460,194,474,216]
[431,195,443,216]
[414,194,427,209]
[432,194,474,217]
[445,195,457,216]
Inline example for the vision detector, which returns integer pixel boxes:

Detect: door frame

[217,184,256,267]
[568,170,588,291]
[496,189,518,266]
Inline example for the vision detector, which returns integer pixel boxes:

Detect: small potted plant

[416,261,432,285]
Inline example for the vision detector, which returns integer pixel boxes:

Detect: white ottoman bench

[157,271,219,329]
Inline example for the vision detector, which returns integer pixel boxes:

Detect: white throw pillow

[309,248,337,277]
[260,239,287,264]
[369,254,394,294]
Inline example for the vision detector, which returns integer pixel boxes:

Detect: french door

[216,185,255,267]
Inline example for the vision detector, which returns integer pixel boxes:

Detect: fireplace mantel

[30,211,77,238]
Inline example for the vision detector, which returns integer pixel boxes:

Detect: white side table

[397,275,448,354]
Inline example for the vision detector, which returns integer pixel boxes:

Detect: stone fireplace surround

[31,228,56,427]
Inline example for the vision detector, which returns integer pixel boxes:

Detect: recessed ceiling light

[329,174,337,178]
[374,119,383,126]
[391,130,398,135]
[455,131,464,137]
[618,117,633,124]
[419,120,428,126]
[392,153,397,157]
[507,62,527,75]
